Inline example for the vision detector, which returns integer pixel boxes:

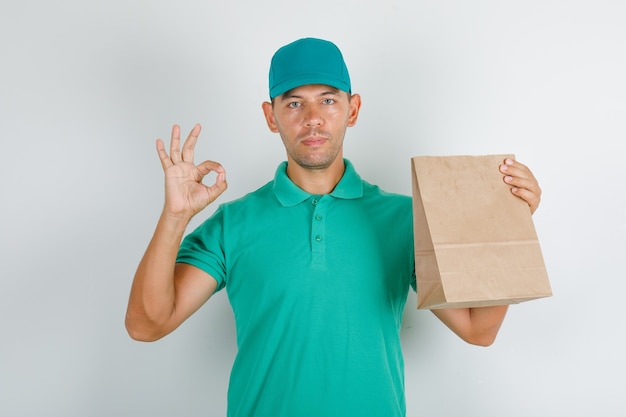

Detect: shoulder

[192,180,276,227]
[357,180,413,228]
[361,180,411,206]
[220,180,276,211]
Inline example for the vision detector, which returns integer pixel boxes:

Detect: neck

[286,157,345,195]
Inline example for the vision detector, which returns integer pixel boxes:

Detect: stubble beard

[284,130,344,170]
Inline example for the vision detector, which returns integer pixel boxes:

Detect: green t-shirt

[178,159,415,417]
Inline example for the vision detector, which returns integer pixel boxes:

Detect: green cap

[268,38,351,99]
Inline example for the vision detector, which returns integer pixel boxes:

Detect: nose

[304,104,323,127]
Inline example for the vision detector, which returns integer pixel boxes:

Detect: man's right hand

[156,123,227,219]
[125,123,224,342]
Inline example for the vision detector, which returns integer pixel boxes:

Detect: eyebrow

[279,87,340,101]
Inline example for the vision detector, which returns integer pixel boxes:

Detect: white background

[1,1,625,416]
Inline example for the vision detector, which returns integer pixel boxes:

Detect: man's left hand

[499,159,542,214]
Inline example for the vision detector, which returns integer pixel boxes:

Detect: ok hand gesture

[156,124,227,219]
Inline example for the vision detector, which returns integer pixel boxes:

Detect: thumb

[197,160,227,203]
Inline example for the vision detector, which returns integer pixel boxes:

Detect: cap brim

[270,74,351,99]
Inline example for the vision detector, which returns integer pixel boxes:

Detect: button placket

[310,196,327,265]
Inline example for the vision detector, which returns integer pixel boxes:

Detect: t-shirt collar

[273,159,364,207]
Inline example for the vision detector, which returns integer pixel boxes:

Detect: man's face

[262,84,361,170]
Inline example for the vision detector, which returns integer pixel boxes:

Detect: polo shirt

[177,159,416,417]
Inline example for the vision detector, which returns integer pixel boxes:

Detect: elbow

[126,326,159,343]
[125,313,166,342]
[463,308,507,347]
[463,330,499,347]
[467,335,496,347]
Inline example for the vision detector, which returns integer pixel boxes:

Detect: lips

[298,131,329,146]
[301,137,327,146]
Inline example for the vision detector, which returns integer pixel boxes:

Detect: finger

[207,170,228,203]
[170,124,182,164]
[196,160,225,178]
[500,159,542,213]
[500,159,540,194]
[197,160,228,203]
[500,159,536,183]
[182,123,202,163]
[510,186,540,214]
[504,174,541,197]
[156,138,173,170]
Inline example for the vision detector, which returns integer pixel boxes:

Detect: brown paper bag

[411,154,552,309]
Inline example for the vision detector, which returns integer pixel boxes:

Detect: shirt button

[315,215,322,221]
[315,235,322,242]
[312,199,318,206]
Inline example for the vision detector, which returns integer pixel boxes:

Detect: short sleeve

[176,206,227,292]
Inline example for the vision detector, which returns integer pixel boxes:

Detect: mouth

[299,131,329,146]
[301,137,327,146]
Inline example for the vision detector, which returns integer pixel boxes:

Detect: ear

[262,101,279,133]
[346,93,362,127]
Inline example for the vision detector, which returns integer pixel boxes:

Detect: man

[126,38,542,416]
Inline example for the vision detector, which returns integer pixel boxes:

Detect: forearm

[125,212,191,340]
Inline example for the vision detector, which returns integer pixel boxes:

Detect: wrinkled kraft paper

[411,154,552,309]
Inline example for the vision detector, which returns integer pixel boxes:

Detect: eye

[288,101,301,108]
[322,98,335,105]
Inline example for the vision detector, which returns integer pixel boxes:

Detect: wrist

[158,210,194,233]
